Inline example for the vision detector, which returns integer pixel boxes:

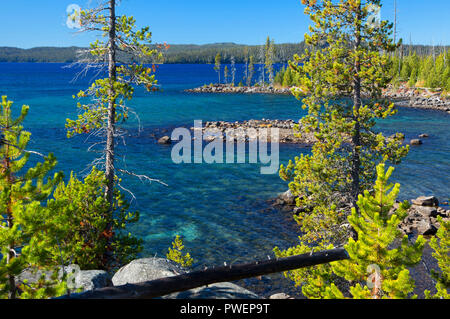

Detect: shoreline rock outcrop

[185,83,450,114]
[186,84,291,95]
[399,196,449,236]
[385,85,450,113]
[191,119,315,145]
[271,192,450,237]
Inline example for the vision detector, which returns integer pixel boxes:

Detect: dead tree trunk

[351,5,362,213]
[58,248,349,299]
[104,0,117,208]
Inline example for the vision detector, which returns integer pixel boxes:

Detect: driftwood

[59,248,349,299]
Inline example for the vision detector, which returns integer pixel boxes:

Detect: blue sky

[0,0,448,48]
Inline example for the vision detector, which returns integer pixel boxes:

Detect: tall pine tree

[66,1,165,267]
[279,0,409,244]
[277,0,410,290]
[66,0,164,210]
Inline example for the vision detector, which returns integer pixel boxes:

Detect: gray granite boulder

[74,270,112,292]
[17,269,55,285]
[269,293,293,299]
[17,265,111,292]
[416,219,438,236]
[414,206,439,218]
[112,258,186,286]
[412,196,439,207]
[163,282,259,299]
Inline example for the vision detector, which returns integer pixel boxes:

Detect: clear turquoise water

[0,63,449,293]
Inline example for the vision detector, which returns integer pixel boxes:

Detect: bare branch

[118,169,168,187]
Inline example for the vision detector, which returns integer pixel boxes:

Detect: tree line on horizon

[275,49,450,93]
[0,43,448,64]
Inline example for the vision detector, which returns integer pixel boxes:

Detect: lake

[0,62,448,296]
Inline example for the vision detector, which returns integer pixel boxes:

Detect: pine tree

[280,0,408,241]
[328,164,425,299]
[281,67,293,87]
[166,235,194,268]
[66,0,164,210]
[265,36,275,85]
[224,65,229,85]
[0,96,64,299]
[408,67,418,87]
[45,168,142,271]
[274,66,285,86]
[65,1,164,268]
[277,0,409,288]
[214,53,222,83]
[247,55,255,87]
[425,216,450,299]
[276,164,425,299]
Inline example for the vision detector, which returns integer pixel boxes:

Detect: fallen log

[58,248,349,299]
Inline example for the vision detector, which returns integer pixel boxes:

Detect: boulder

[418,134,429,138]
[279,190,296,206]
[164,282,259,299]
[413,206,439,218]
[416,219,438,236]
[157,136,172,144]
[74,270,112,292]
[17,265,111,292]
[17,269,55,285]
[112,258,186,286]
[412,196,439,207]
[410,139,423,145]
[112,258,259,299]
[269,293,292,299]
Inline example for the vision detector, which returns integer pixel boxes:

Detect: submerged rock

[410,139,423,145]
[157,136,172,144]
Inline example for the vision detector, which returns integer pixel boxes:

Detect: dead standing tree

[66,0,167,209]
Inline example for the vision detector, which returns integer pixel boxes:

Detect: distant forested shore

[0,43,448,63]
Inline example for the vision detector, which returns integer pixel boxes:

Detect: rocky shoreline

[190,119,315,145]
[185,83,450,113]
[186,83,292,95]
[272,191,450,237]
[383,84,450,113]
[155,118,429,147]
